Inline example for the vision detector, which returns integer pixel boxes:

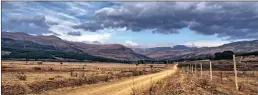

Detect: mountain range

[134,40,258,60]
[132,45,192,54]
[2,32,149,61]
[2,32,258,61]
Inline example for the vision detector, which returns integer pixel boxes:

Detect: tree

[150,65,153,71]
[163,60,168,64]
[214,52,222,60]
[214,50,234,60]
[222,51,234,59]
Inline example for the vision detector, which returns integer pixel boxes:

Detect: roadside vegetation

[134,57,258,95]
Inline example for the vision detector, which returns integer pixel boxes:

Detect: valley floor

[1,60,167,95]
[2,60,258,95]
[46,64,178,95]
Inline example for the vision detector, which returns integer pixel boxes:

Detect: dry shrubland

[134,59,258,95]
[2,61,166,95]
[15,72,27,81]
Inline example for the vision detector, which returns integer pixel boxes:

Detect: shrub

[49,78,55,80]
[49,67,54,71]
[15,72,27,81]
[37,62,43,65]
[2,84,27,95]
[33,67,41,71]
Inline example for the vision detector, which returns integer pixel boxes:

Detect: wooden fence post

[233,54,239,90]
[210,61,212,81]
[239,56,243,64]
[191,64,194,73]
[188,64,190,72]
[200,63,203,77]
[220,71,223,84]
[189,64,191,73]
[195,63,197,74]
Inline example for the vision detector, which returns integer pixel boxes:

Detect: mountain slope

[2,38,117,62]
[135,40,258,60]
[2,32,150,61]
[133,45,191,54]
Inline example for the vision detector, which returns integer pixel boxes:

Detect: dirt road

[48,64,178,95]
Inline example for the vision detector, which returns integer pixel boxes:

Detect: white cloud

[3,2,116,44]
[50,24,113,43]
[124,40,139,47]
[65,2,89,16]
[58,33,111,43]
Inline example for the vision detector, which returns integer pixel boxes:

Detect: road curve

[48,64,178,95]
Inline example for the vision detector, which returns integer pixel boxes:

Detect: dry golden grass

[136,66,258,95]
[1,60,167,95]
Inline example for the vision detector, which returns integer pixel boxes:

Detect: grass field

[2,60,167,95]
[2,57,258,95]
[135,59,258,95]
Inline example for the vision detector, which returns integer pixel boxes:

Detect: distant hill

[132,45,191,54]
[2,32,150,61]
[133,40,258,60]
[2,32,258,62]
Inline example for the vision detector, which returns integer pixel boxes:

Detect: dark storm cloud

[2,15,54,34]
[72,22,104,32]
[67,31,82,36]
[72,2,258,39]
[47,21,59,25]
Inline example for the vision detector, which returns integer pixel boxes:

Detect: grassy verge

[135,68,258,95]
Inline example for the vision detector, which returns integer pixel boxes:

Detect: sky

[2,2,258,48]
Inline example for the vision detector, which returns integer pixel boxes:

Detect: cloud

[2,14,54,34]
[72,2,258,39]
[59,32,111,43]
[72,22,104,32]
[2,2,20,10]
[3,2,258,46]
[124,40,139,47]
[46,21,59,25]
[67,31,82,36]
[2,2,116,43]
